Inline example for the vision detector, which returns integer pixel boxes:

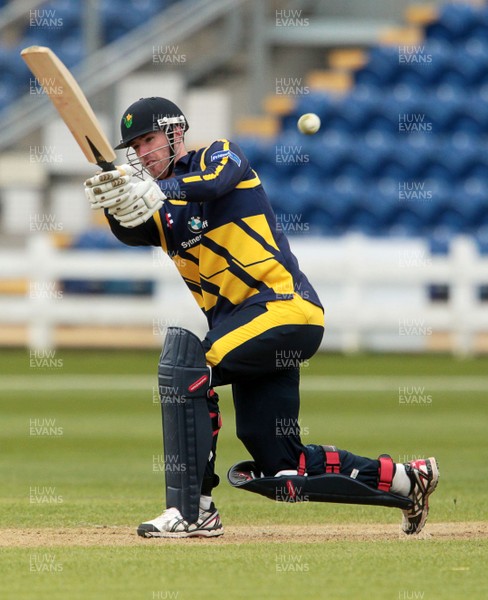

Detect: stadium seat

[397,45,451,88]
[452,178,488,229]
[307,131,355,177]
[62,229,153,295]
[425,3,478,43]
[256,168,285,209]
[272,0,488,238]
[453,96,488,134]
[316,178,362,230]
[358,179,396,230]
[428,229,453,254]
[281,93,334,131]
[44,0,82,33]
[474,227,488,254]
[410,180,452,229]
[236,138,272,168]
[354,47,399,88]
[388,211,426,237]
[6,0,487,244]
[55,36,86,67]
[0,78,21,105]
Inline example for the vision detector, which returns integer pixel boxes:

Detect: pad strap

[297,452,306,476]
[377,454,394,492]
[209,412,222,436]
[208,389,222,436]
[322,445,341,474]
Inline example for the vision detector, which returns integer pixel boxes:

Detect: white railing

[1,233,487,354]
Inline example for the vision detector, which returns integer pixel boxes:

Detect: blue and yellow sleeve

[104,208,168,253]
[158,139,259,202]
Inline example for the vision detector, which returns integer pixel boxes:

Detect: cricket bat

[21,45,116,171]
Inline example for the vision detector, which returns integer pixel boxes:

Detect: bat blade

[21,45,116,170]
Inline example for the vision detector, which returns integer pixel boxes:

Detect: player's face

[131,131,172,179]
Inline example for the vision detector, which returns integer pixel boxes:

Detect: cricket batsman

[84,97,439,538]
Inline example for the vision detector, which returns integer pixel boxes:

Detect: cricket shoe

[137,503,224,538]
[401,457,439,535]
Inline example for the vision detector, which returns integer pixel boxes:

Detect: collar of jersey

[173,150,195,174]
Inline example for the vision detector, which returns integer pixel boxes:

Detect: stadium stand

[0,0,181,104]
[1,1,487,353]
[236,2,488,248]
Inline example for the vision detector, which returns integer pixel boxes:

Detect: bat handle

[86,139,116,172]
[98,160,116,171]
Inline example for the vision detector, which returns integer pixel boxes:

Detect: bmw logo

[188,216,202,233]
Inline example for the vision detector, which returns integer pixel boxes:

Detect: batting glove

[84,164,135,210]
[109,179,166,228]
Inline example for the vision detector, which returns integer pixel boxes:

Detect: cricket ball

[297,113,321,135]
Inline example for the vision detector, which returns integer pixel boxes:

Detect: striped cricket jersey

[105,139,323,329]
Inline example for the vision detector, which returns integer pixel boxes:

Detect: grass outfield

[1,350,487,599]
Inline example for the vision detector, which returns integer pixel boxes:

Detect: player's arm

[104,209,162,247]
[158,140,250,203]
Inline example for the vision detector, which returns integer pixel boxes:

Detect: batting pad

[228,461,413,510]
[159,328,213,524]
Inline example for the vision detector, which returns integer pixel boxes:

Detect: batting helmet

[115,97,188,150]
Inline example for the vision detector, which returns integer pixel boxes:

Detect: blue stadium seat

[304,178,357,234]
[425,3,478,43]
[0,78,21,105]
[128,0,165,21]
[424,94,462,133]
[6,0,487,242]
[101,0,131,42]
[301,208,341,235]
[406,180,451,229]
[445,47,488,87]
[474,227,488,254]
[282,93,334,131]
[236,138,273,167]
[452,178,488,228]
[383,144,429,181]
[354,47,399,88]
[318,94,372,133]
[388,212,426,237]
[8,42,33,84]
[368,93,426,134]
[256,167,281,201]
[466,25,488,51]
[21,2,77,43]
[273,173,319,216]
[397,45,451,88]
[53,36,85,67]
[307,131,355,177]
[434,208,467,234]
[428,230,453,254]
[101,0,165,42]
[43,0,81,34]
[462,152,488,180]
[274,0,488,238]
[0,45,11,66]
[64,228,153,295]
[72,228,129,249]
[349,131,402,179]
[359,179,398,231]
[451,96,488,134]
